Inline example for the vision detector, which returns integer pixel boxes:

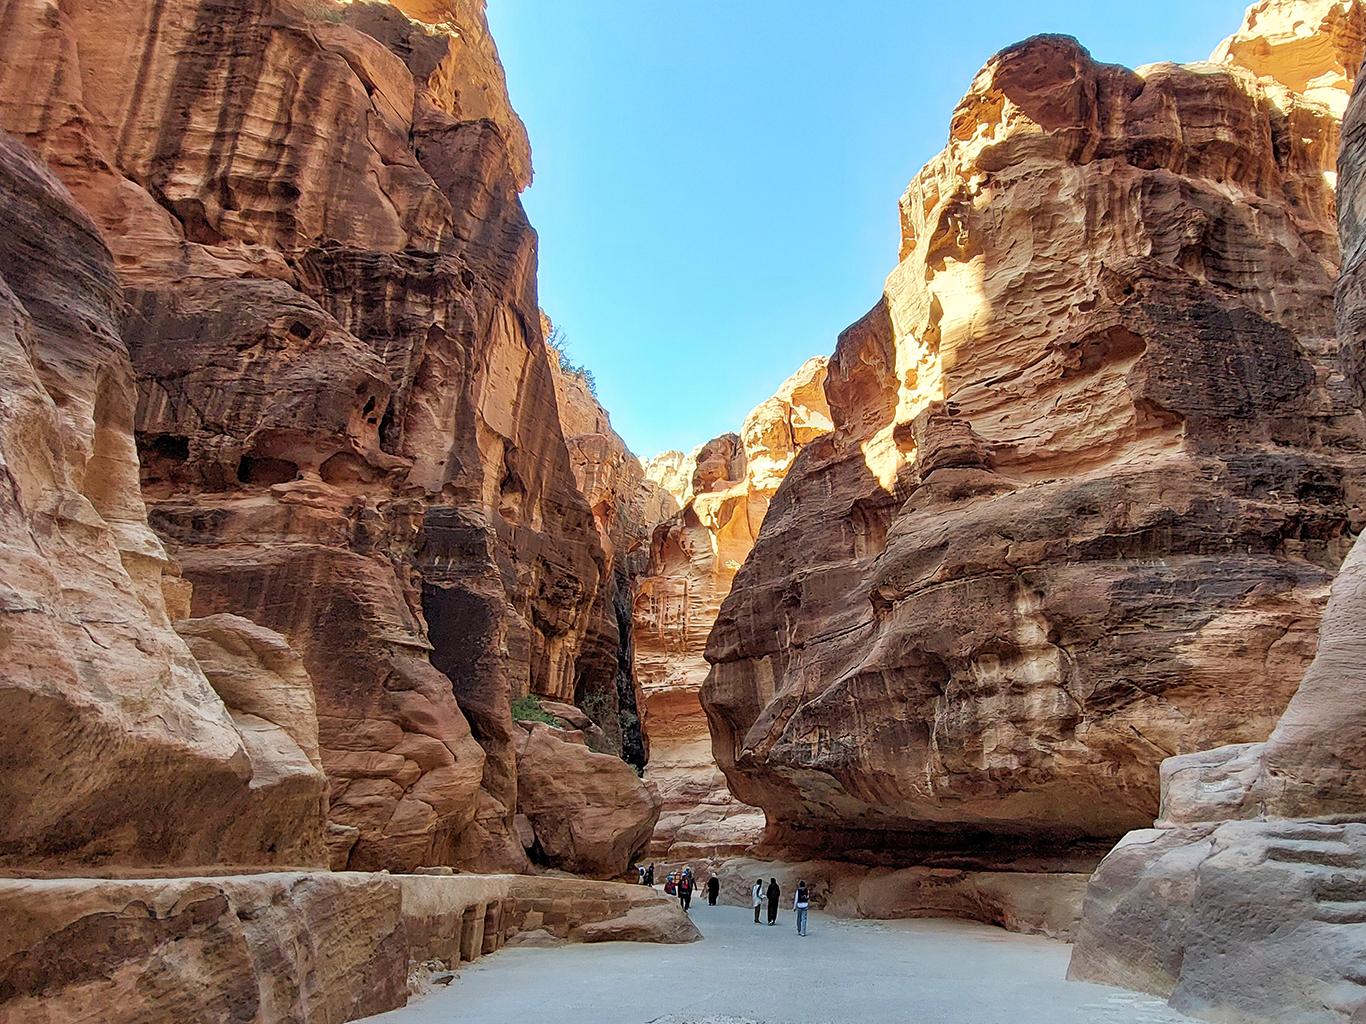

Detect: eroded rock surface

[515,721,662,879]
[0,0,652,875]
[0,129,326,872]
[638,358,831,861]
[703,12,1366,882]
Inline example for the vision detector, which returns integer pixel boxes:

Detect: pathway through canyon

[368,904,1194,1024]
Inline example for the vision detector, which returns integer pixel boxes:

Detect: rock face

[0,129,327,872]
[703,6,1366,886]
[0,871,700,1024]
[1068,51,1366,1019]
[545,313,679,769]
[638,358,831,860]
[0,0,656,875]
[0,873,409,1024]
[1212,0,1366,115]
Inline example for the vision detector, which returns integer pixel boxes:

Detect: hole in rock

[289,321,313,340]
[237,456,299,486]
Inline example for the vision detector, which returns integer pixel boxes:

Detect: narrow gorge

[0,0,1364,1022]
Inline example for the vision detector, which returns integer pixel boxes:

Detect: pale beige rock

[573,904,703,944]
[176,615,324,770]
[702,857,1086,940]
[1213,0,1366,115]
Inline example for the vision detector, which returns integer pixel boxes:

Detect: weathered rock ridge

[0,128,329,872]
[0,0,657,878]
[1067,32,1366,1021]
[703,3,1366,879]
[638,358,832,861]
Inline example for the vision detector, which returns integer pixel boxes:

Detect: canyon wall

[702,0,1366,894]
[545,313,678,768]
[1067,23,1366,1020]
[0,126,328,873]
[0,0,657,879]
[638,358,831,860]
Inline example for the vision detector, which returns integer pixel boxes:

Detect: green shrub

[510,695,558,726]
[545,323,598,397]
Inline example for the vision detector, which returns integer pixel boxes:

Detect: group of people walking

[656,866,720,911]
[637,863,809,934]
[752,877,810,935]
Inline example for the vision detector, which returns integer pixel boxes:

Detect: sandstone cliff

[0,0,657,878]
[638,357,832,861]
[0,129,328,871]
[544,312,679,769]
[1067,22,1366,1019]
[703,1,1366,886]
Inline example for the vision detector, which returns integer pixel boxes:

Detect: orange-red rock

[703,17,1366,882]
[0,0,649,876]
[638,358,831,861]
[0,129,327,872]
[515,722,662,879]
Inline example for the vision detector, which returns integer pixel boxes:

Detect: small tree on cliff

[545,322,598,397]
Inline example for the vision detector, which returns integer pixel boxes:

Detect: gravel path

[367,902,1194,1024]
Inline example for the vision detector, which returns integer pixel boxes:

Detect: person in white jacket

[793,880,810,935]
[752,879,763,923]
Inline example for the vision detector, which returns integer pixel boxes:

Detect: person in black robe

[707,875,720,906]
[766,878,780,925]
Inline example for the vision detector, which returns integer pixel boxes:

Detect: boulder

[516,723,662,878]
[573,904,703,945]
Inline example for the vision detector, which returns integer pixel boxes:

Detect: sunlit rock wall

[0,0,656,877]
[639,357,832,861]
[703,3,1366,875]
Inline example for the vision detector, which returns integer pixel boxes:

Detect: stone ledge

[0,871,702,1024]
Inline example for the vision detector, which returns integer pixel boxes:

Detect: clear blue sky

[485,1,1251,457]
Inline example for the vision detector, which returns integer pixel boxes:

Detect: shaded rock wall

[0,129,327,872]
[638,358,831,860]
[0,871,699,1024]
[703,4,1366,877]
[1068,41,1366,1021]
[545,312,679,769]
[0,0,656,877]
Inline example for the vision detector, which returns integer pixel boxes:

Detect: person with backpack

[752,879,763,923]
[707,875,720,906]
[678,870,693,911]
[766,878,780,925]
[793,880,810,935]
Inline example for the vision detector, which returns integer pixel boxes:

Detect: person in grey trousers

[793,880,810,935]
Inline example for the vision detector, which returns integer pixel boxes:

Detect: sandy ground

[367,901,1194,1024]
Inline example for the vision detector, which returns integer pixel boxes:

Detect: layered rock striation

[0,0,658,878]
[703,3,1366,889]
[1067,34,1366,1021]
[0,130,328,872]
[638,358,832,860]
